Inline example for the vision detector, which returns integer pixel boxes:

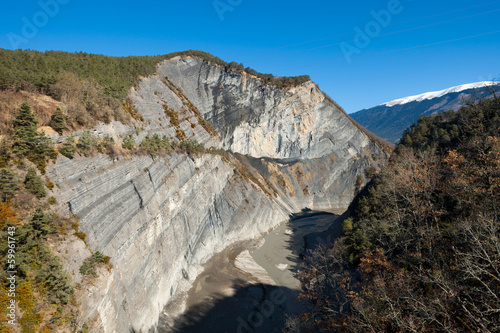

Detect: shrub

[24,167,46,198]
[121,134,135,150]
[59,136,76,159]
[342,217,353,235]
[96,134,114,153]
[29,207,51,239]
[80,251,112,277]
[35,256,74,305]
[0,139,11,168]
[180,140,205,156]
[139,134,170,157]
[0,168,19,202]
[0,202,16,230]
[77,130,94,157]
[48,107,65,135]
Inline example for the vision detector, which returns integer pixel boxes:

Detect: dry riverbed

[157,210,344,333]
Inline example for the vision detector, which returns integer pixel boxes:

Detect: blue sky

[1,0,499,113]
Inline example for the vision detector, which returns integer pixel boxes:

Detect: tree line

[0,48,311,102]
[291,97,500,332]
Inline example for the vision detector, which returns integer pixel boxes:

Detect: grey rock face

[48,56,386,332]
[158,57,370,160]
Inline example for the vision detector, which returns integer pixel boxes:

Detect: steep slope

[296,98,500,332]
[45,55,388,332]
[350,81,499,142]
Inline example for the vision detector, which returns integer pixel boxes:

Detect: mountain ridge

[382,81,499,107]
[351,81,499,143]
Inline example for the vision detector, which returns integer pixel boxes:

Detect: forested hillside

[293,97,500,332]
[0,49,310,100]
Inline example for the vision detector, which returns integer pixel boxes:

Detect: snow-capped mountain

[383,81,498,107]
[351,81,499,143]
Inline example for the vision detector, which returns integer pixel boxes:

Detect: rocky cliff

[47,55,387,332]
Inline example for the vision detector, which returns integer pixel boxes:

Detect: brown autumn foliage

[294,98,500,332]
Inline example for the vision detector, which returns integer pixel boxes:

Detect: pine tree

[0,139,11,167]
[77,130,93,156]
[24,167,46,198]
[48,107,65,135]
[59,136,76,159]
[12,102,39,157]
[29,207,50,239]
[0,168,19,202]
[35,256,74,304]
[121,134,135,150]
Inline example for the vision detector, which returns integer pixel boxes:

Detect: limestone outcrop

[47,55,387,332]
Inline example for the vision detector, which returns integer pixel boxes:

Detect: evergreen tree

[36,256,74,304]
[0,168,19,202]
[59,136,76,159]
[0,139,11,167]
[29,207,50,239]
[77,130,93,156]
[10,102,56,172]
[24,167,46,198]
[121,134,135,150]
[48,107,65,135]
[12,102,38,156]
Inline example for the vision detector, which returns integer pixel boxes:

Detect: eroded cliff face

[48,56,386,332]
[157,56,369,160]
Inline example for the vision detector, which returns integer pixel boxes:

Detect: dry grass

[0,90,65,136]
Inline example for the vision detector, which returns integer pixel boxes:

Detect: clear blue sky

[1,0,499,113]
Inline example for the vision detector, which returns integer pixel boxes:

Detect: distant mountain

[350,81,499,143]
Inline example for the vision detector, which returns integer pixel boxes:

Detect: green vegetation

[59,136,76,159]
[121,134,136,150]
[48,107,65,135]
[35,253,74,305]
[12,102,39,156]
[11,102,57,172]
[24,167,46,198]
[0,48,165,100]
[0,48,311,104]
[0,205,78,331]
[163,50,311,88]
[139,134,171,157]
[77,130,94,157]
[295,98,500,332]
[93,134,114,155]
[0,101,111,331]
[80,251,112,277]
[0,168,19,201]
[179,139,205,156]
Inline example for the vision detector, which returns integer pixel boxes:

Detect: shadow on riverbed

[282,209,348,275]
[158,209,348,333]
[159,279,300,333]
